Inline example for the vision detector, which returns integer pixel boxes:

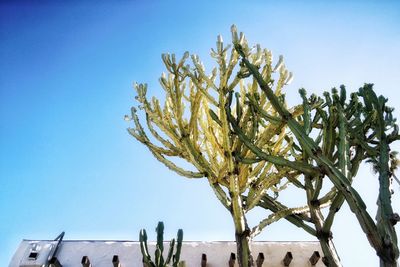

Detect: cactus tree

[232,29,400,266]
[232,86,379,266]
[126,26,315,267]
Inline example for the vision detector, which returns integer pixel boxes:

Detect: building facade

[10,237,324,267]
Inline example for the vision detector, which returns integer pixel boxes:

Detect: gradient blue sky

[1,1,399,266]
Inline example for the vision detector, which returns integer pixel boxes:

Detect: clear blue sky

[1,1,399,266]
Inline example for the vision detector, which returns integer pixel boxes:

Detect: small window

[28,252,38,260]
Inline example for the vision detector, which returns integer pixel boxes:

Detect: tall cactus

[359,85,399,266]
[126,26,317,267]
[232,27,399,266]
[228,81,352,266]
[139,222,185,267]
[252,87,371,266]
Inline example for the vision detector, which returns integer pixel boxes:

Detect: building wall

[10,240,324,267]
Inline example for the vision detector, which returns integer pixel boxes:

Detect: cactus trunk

[231,196,254,267]
[304,171,342,267]
[235,229,253,267]
[309,204,342,267]
[380,258,398,267]
[372,87,399,266]
[319,237,342,267]
[376,137,399,266]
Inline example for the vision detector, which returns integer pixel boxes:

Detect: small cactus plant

[139,222,185,267]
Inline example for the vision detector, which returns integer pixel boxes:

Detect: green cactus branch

[226,106,318,177]
[256,195,316,236]
[250,202,321,238]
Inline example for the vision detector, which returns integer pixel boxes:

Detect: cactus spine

[139,222,184,267]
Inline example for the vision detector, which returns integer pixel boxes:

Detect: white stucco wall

[10,240,325,267]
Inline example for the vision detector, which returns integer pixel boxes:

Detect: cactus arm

[285,172,306,189]
[321,107,336,158]
[190,54,219,92]
[225,43,240,83]
[235,83,258,159]
[209,109,222,126]
[322,192,345,234]
[259,195,313,222]
[210,182,231,210]
[146,151,204,179]
[139,229,156,267]
[127,128,179,157]
[235,45,290,119]
[311,174,324,202]
[129,105,177,156]
[127,99,205,179]
[156,222,164,263]
[155,248,162,267]
[214,35,228,85]
[136,84,181,144]
[169,87,217,180]
[170,83,218,183]
[175,51,235,210]
[246,167,293,211]
[165,238,175,264]
[145,114,181,156]
[187,88,201,142]
[128,131,204,178]
[172,229,183,267]
[250,204,315,238]
[201,103,225,161]
[322,96,354,234]
[227,109,318,176]
[137,60,219,182]
[246,162,273,206]
[322,147,363,235]
[299,88,311,134]
[217,72,236,192]
[182,68,218,107]
[257,197,315,238]
[245,93,281,123]
[336,94,350,180]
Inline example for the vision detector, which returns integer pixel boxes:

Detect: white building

[9,234,324,267]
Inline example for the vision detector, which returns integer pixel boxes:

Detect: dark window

[28,252,38,260]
